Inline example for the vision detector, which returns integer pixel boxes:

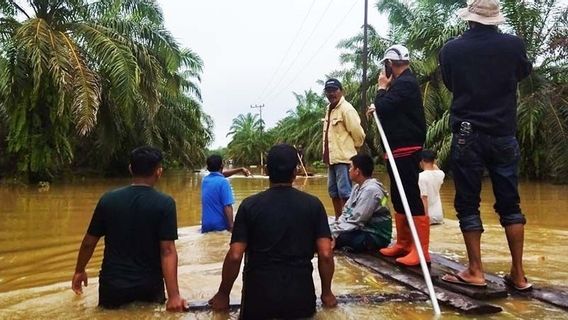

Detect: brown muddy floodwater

[0,170,567,319]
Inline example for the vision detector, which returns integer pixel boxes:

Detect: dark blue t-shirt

[201,172,234,232]
[439,25,532,136]
[87,185,178,289]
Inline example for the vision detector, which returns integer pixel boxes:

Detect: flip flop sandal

[441,273,487,287]
[503,274,533,292]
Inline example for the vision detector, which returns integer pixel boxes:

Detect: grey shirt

[330,178,388,237]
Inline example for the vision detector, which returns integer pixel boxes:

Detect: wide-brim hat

[458,0,505,26]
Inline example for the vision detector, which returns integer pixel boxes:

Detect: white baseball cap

[380,45,410,63]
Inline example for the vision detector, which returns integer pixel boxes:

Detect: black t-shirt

[87,185,178,288]
[231,185,331,319]
[374,69,426,149]
[439,26,532,136]
[231,185,331,270]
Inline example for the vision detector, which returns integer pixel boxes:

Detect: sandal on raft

[503,274,533,292]
[441,273,487,287]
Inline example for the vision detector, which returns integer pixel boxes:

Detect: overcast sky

[158,0,388,148]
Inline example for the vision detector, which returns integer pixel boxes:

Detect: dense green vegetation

[0,0,212,181]
[227,0,568,183]
[0,1,565,183]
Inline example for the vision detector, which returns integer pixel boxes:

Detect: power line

[264,0,359,103]
[256,0,317,101]
[260,0,335,102]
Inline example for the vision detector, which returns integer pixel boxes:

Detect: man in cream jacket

[322,78,365,220]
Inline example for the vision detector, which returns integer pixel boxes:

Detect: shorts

[328,163,352,199]
[240,267,316,319]
[98,279,165,309]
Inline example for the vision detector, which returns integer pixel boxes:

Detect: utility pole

[362,0,369,112]
[251,104,265,174]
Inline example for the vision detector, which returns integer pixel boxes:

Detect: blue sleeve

[221,179,234,206]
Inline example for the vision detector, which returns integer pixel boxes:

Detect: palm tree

[328,26,391,160]
[0,0,211,180]
[370,0,466,169]
[500,0,568,181]
[226,113,271,166]
[373,0,568,181]
[271,89,326,163]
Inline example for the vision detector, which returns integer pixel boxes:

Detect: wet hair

[350,154,374,177]
[421,150,436,163]
[267,144,298,183]
[129,146,163,177]
[206,154,223,172]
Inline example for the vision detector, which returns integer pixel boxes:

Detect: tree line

[0,1,565,183]
[226,0,568,183]
[0,0,212,182]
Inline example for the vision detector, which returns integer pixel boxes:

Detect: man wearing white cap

[439,0,532,290]
[369,44,428,267]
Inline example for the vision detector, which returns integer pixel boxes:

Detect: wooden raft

[432,254,568,311]
[342,252,503,315]
[186,292,429,311]
[376,253,508,300]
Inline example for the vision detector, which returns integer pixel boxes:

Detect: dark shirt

[439,25,532,136]
[231,185,331,319]
[87,185,178,288]
[374,69,426,149]
[232,186,331,269]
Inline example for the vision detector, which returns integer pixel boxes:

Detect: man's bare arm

[160,240,187,312]
[222,167,250,177]
[71,234,100,294]
[421,195,429,216]
[209,242,246,310]
[316,237,337,308]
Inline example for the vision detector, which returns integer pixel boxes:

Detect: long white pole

[371,105,441,315]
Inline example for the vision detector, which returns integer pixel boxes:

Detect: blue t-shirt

[201,172,234,232]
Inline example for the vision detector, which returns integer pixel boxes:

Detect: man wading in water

[71,146,187,311]
[209,144,337,319]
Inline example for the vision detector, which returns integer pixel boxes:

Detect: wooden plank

[186,292,429,312]
[343,252,503,315]
[432,254,568,310]
[373,252,508,300]
[518,287,568,311]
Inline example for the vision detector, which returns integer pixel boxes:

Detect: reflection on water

[0,171,567,319]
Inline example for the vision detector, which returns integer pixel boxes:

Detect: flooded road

[0,170,567,319]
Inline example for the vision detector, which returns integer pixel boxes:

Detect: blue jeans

[451,131,526,232]
[328,164,352,199]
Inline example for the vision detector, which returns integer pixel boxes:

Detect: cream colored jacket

[322,96,366,164]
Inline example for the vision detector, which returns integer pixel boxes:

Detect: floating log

[186,292,429,312]
[343,252,503,315]
[431,254,568,311]
[374,252,508,300]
